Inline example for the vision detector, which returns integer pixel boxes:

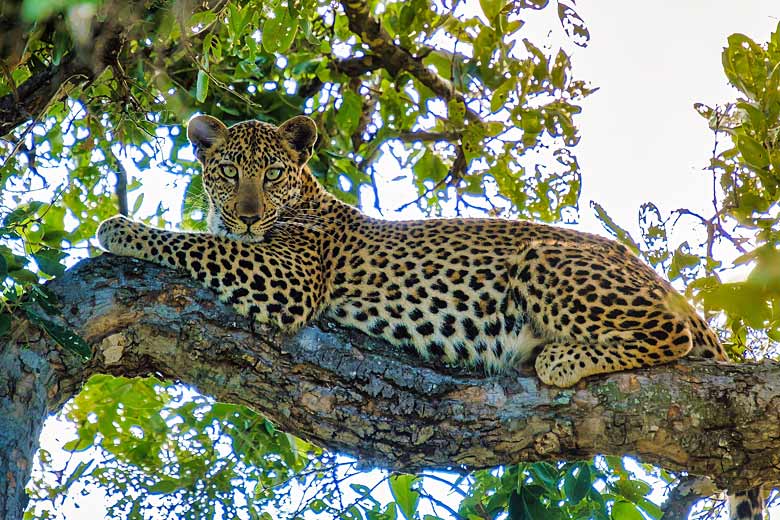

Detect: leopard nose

[239,215,261,227]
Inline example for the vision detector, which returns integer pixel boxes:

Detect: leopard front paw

[96,215,134,253]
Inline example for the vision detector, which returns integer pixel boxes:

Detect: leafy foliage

[0,0,777,518]
[593,23,780,362]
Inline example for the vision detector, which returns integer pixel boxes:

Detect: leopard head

[187,114,317,241]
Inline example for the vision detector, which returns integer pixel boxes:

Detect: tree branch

[6,255,780,518]
[338,0,479,122]
[0,15,126,137]
[111,148,130,217]
[0,52,96,137]
[40,256,780,483]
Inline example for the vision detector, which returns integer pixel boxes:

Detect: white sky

[573,1,779,236]
[31,2,780,519]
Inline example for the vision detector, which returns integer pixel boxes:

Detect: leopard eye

[219,164,239,179]
[265,167,283,182]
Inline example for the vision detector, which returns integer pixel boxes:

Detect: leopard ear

[187,115,228,160]
[278,115,317,165]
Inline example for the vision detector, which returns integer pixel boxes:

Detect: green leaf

[509,487,555,520]
[736,134,769,169]
[29,285,60,314]
[529,462,559,493]
[0,253,7,280]
[723,33,766,98]
[309,499,327,513]
[563,463,591,505]
[336,90,363,138]
[263,7,298,53]
[132,193,145,215]
[590,201,641,254]
[24,308,91,359]
[557,2,590,47]
[448,99,466,127]
[479,0,504,23]
[64,460,93,490]
[518,0,549,9]
[491,78,514,113]
[53,30,70,66]
[637,497,663,520]
[22,0,96,21]
[149,479,181,494]
[62,437,94,452]
[462,122,485,160]
[611,501,645,520]
[187,10,217,30]
[196,70,209,103]
[551,50,570,90]
[32,248,66,277]
[9,269,38,284]
[4,201,44,227]
[615,479,652,502]
[389,474,419,520]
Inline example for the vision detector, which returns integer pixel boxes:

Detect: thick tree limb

[5,255,780,518]
[42,256,780,485]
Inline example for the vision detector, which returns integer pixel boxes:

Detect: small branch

[0,52,94,137]
[111,148,130,217]
[332,55,383,77]
[397,131,461,143]
[397,144,466,211]
[338,0,479,123]
[397,173,452,211]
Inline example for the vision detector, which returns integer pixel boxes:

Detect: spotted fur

[97,114,728,389]
[729,488,764,520]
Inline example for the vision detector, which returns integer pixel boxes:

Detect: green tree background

[0,0,779,518]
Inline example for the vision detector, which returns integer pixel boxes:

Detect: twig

[338,0,480,123]
[111,147,130,216]
[396,131,461,143]
[418,489,465,520]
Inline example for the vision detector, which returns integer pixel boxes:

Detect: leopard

[96,114,760,519]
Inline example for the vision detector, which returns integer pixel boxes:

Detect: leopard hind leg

[534,328,692,388]
[728,487,763,520]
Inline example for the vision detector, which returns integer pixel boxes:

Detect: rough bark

[0,313,85,519]
[0,325,54,519]
[4,255,780,519]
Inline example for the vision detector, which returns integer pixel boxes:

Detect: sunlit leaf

[196,70,209,103]
[389,474,419,520]
[611,501,645,520]
[263,6,298,53]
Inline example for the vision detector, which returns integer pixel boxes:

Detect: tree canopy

[0,0,779,519]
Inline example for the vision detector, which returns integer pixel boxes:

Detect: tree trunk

[3,255,779,518]
[0,326,50,519]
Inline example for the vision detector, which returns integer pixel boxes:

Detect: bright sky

[573,1,779,237]
[32,2,780,519]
